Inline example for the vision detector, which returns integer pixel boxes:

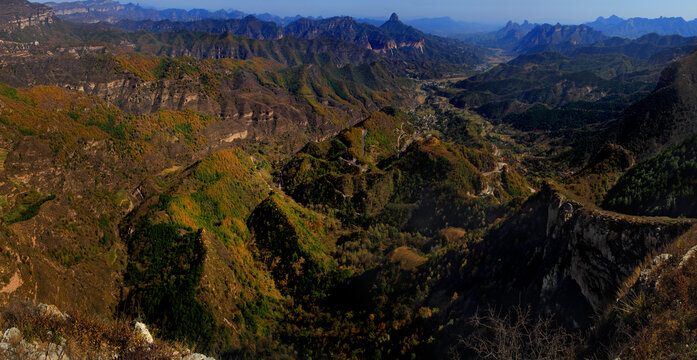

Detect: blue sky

[43,0,697,24]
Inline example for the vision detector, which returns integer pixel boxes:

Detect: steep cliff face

[540,187,693,319]
[74,73,356,147]
[454,184,694,330]
[0,0,56,33]
[0,54,403,150]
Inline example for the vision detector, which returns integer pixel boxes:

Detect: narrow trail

[477,145,505,196]
[479,184,494,197]
[483,146,506,176]
[340,157,368,172]
[483,162,507,176]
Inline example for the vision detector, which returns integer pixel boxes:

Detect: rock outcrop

[539,186,693,319]
[0,0,55,33]
[458,183,695,329]
[0,303,217,359]
[0,327,68,359]
[134,322,154,345]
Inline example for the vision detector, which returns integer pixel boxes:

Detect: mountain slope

[376,13,489,65]
[566,33,697,60]
[617,49,697,158]
[441,183,694,359]
[448,32,697,126]
[604,134,697,217]
[0,52,406,150]
[449,52,656,123]
[0,0,56,32]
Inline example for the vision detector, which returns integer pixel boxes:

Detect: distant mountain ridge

[106,12,488,65]
[587,15,697,39]
[460,21,544,51]
[43,0,312,25]
[463,22,609,55]
[44,0,245,23]
[404,17,499,36]
[284,16,393,51]
[514,23,608,53]
[42,0,499,37]
[115,16,285,40]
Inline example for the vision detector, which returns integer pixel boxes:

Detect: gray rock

[183,354,216,360]
[679,245,697,268]
[640,253,673,284]
[134,322,153,344]
[1,327,22,344]
[38,304,68,320]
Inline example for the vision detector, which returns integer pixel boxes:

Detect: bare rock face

[461,183,695,330]
[0,0,56,33]
[539,186,694,323]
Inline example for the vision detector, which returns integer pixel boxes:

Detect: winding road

[478,145,506,197]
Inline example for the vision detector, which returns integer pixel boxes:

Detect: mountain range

[97,12,492,68]
[4,0,697,359]
[43,0,499,36]
[587,15,697,39]
[39,0,697,42]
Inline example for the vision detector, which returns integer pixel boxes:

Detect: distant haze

[40,0,697,25]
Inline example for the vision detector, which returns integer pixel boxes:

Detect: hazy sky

[44,0,697,24]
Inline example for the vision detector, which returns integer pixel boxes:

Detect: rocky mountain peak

[388,13,400,22]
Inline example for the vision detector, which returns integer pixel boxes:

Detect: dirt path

[482,145,506,176]
[483,162,507,176]
[479,184,494,197]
